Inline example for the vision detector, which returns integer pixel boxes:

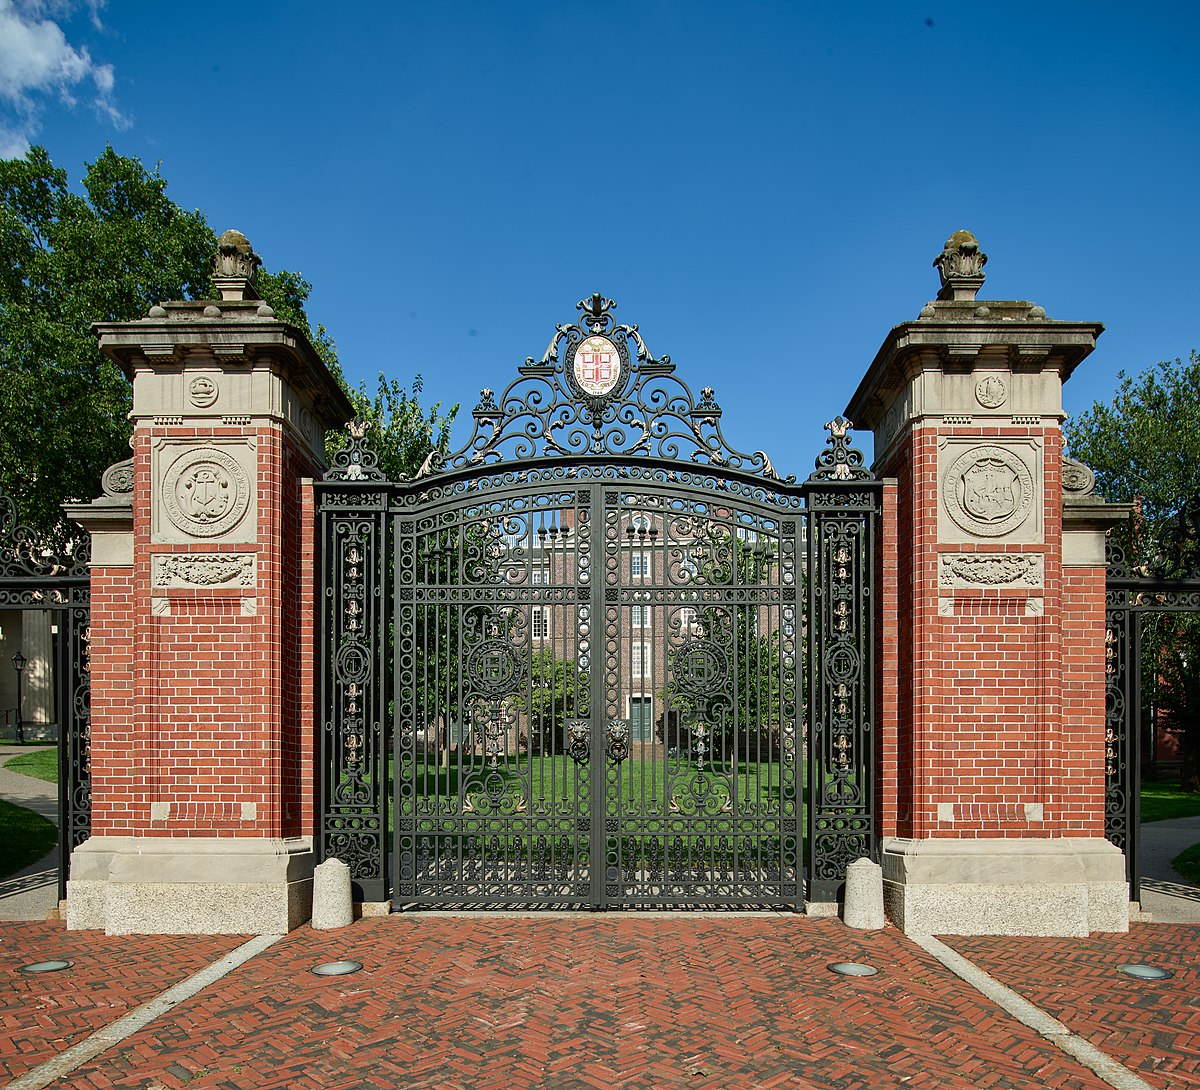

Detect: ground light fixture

[1116,963,1173,980]
[828,962,878,977]
[311,960,363,977]
[18,960,73,974]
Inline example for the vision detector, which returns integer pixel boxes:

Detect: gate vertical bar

[318,424,391,902]
[58,601,92,901]
[589,484,606,910]
[800,419,881,905]
[1103,601,1139,901]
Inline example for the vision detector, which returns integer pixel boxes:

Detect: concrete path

[1138,813,1200,923]
[0,746,60,922]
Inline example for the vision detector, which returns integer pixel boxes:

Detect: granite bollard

[311,858,353,930]
[843,857,885,930]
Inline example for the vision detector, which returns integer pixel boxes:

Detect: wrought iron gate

[317,295,879,909]
[1105,497,1200,901]
[0,483,91,899]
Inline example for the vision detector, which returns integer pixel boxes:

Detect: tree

[1,146,214,544]
[519,648,588,755]
[1,144,455,543]
[1064,352,1200,790]
[661,531,784,764]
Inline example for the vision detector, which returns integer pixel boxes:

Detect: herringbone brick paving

[944,925,1200,1089]
[0,916,1141,1090]
[0,921,245,1084]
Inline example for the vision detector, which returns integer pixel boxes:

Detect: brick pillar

[847,232,1129,936]
[66,231,351,934]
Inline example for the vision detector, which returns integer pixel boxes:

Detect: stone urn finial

[933,229,987,301]
[211,229,262,300]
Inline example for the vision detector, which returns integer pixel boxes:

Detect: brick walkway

[944,927,1200,1089]
[1,917,1196,1090]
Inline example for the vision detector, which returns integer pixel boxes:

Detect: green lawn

[1140,782,1200,823]
[4,748,57,784]
[0,798,57,880]
[1171,842,1200,885]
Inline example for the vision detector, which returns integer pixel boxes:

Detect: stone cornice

[93,305,353,432]
[846,304,1104,434]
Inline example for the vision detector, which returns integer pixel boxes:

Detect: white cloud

[0,0,126,156]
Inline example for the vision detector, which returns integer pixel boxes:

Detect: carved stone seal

[974,375,1007,409]
[188,376,219,409]
[161,447,251,538]
[943,445,1035,538]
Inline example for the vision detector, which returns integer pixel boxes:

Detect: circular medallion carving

[943,445,1035,538]
[670,639,729,698]
[161,447,251,538]
[974,375,1007,409]
[465,640,522,697]
[189,376,219,408]
[571,335,623,397]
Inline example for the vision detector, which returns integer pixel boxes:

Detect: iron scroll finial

[806,417,872,483]
[577,292,616,331]
[326,417,387,482]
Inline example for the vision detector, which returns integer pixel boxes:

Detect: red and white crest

[573,335,621,396]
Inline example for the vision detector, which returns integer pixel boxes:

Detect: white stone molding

[937,438,1043,545]
[152,553,256,589]
[188,375,219,408]
[151,438,257,545]
[938,553,1044,589]
[974,374,1007,408]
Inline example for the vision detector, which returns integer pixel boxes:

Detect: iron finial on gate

[577,292,616,332]
[806,417,872,483]
[325,417,386,481]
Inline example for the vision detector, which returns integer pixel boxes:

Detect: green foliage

[0,797,57,881]
[1065,352,1200,790]
[516,648,588,755]
[1,144,451,544]
[329,374,458,481]
[4,747,57,784]
[0,145,213,544]
[662,532,784,762]
[1065,353,1200,531]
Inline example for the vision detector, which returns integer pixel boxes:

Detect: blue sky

[3,0,1197,472]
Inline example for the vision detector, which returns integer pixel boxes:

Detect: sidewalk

[0,746,60,923]
[1,915,1197,1090]
[1139,814,1200,922]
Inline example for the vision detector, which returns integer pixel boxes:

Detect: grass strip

[0,798,57,880]
[1170,842,1200,885]
[1140,782,1200,823]
[4,748,57,784]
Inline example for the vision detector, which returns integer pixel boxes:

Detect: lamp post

[12,650,26,745]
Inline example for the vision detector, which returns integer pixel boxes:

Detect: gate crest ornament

[397,293,790,483]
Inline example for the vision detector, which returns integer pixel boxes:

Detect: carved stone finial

[211,229,262,301]
[933,229,987,301]
[1062,456,1097,498]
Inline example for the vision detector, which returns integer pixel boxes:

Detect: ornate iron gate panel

[0,483,91,900]
[1105,508,1200,902]
[317,293,880,910]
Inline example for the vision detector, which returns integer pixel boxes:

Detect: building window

[631,642,650,677]
[631,552,650,578]
[532,608,549,640]
[531,570,546,585]
[631,605,650,629]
